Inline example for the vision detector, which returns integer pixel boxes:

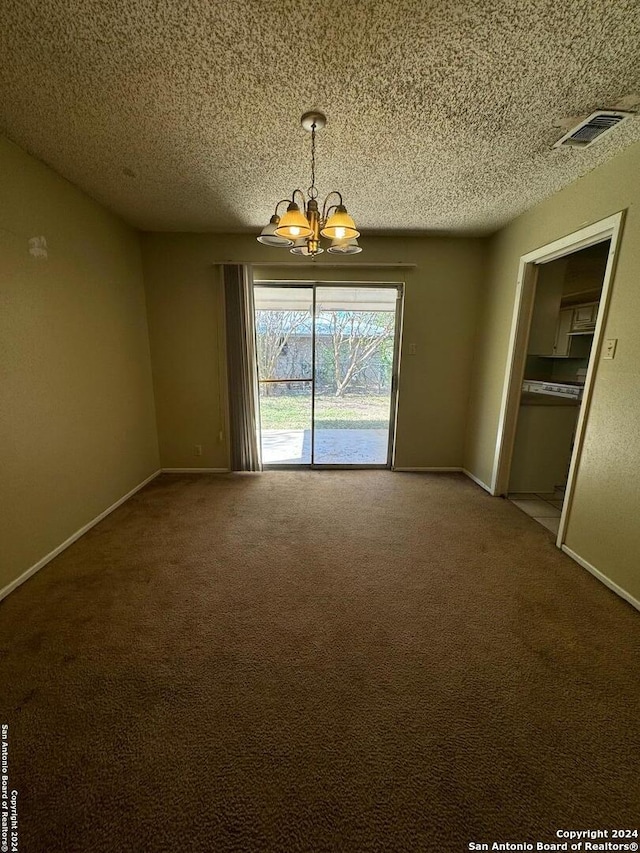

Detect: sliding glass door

[313,286,398,465]
[254,286,313,464]
[254,283,401,468]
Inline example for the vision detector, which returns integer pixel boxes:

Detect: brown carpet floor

[1,472,639,852]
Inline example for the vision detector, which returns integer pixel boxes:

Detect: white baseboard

[161,468,230,473]
[393,466,462,473]
[393,466,496,496]
[562,545,640,613]
[0,469,161,604]
[462,468,494,494]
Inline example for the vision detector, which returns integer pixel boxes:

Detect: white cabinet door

[528,259,567,355]
[553,308,573,357]
[571,302,598,330]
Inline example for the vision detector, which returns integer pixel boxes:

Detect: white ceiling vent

[553,110,634,149]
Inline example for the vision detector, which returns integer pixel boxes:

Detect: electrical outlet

[194,444,203,457]
[603,338,618,360]
[408,343,417,355]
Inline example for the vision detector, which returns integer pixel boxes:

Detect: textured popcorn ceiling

[1,0,640,234]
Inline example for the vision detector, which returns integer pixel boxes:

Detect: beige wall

[465,140,640,602]
[0,136,159,591]
[7,118,636,603]
[141,233,486,470]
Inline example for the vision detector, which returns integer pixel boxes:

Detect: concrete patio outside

[261,428,390,465]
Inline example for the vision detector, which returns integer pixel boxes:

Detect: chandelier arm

[291,188,308,210]
[322,203,341,224]
[321,191,344,221]
[274,199,291,215]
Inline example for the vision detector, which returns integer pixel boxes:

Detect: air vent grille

[553,110,633,149]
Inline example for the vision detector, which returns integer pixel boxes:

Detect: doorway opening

[253,282,402,468]
[492,212,623,551]
[507,241,610,535]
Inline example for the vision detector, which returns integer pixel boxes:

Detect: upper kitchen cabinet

[553,305,596,358]
[528,242,608,358]
[571,302,598,331]
[528,257,567,356]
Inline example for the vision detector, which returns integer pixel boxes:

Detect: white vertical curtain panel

[224,264,262,472]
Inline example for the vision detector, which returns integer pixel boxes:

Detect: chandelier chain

[308,123,318,200]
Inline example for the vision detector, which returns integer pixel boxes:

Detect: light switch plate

[603,338,618,359]
[408,343,417,355]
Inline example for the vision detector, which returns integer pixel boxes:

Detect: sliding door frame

[254,280,404,470]
[311,284,317,465]
[254,282,314,469]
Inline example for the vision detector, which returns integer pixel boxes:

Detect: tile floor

[508,490,565,535]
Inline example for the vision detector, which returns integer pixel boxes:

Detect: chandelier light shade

[291,238,324,256]
[289,239,307,255]
[257,111,362,257]
[274,202,313,240]
[320,206,360,241]
[257,214,294,246]
[327,237,362,255]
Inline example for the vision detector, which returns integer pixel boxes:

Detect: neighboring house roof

[255,314,392,338]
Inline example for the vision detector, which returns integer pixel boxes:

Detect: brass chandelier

[257,111,362,256]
